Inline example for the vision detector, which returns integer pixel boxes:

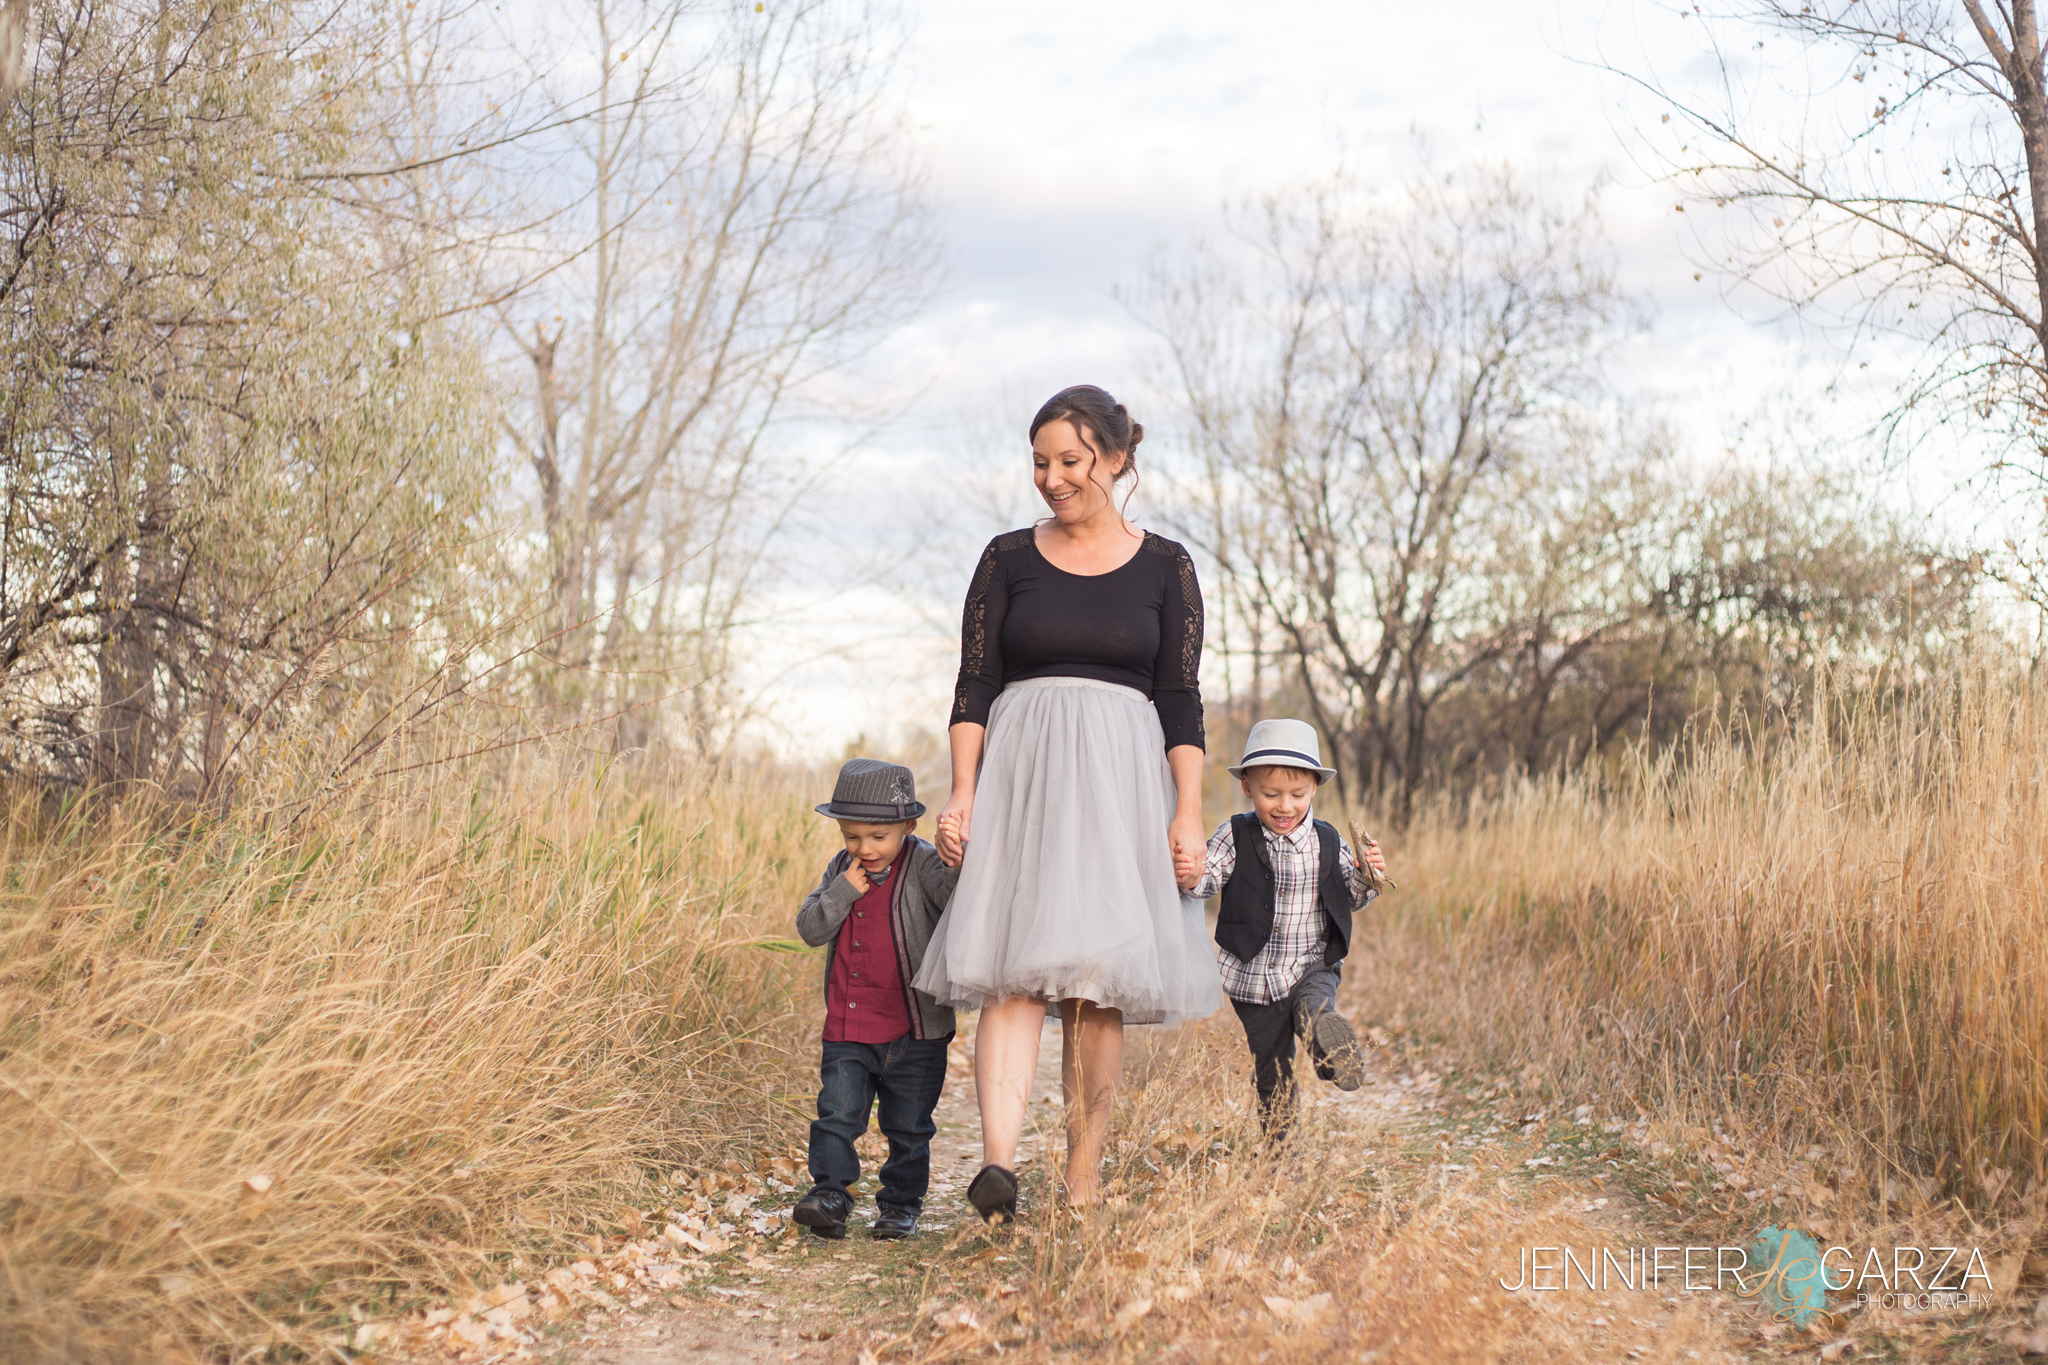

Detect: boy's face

[838,820,913,874]
[1241,766,1320,836]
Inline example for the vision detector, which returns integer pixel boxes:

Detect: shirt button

[848,1000,858,1009]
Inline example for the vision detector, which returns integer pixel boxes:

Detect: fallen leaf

[149,1332,198,1365]
[483,1281,525,1308]
[1991,1252,2024,1301]
[157,1275,195,1301]
[1818,1339,1853,1361]
[932,1302,980,1331]
[1111,1298,1153,1332]
[447,1316,490,1348]
[1293,1292,1335,1325]
[1263,1294,1296,1319]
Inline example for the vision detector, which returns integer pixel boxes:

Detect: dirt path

[530,1006,2030,1365]
[537,1021,1058,1365]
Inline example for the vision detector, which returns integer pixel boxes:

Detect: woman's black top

[950,528,1205,751]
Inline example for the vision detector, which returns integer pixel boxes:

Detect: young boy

[1174,719,1389,1137]
[790,758,958,1240]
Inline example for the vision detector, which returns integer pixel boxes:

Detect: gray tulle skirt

[912,677,1222,1026]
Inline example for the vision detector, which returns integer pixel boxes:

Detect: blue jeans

[809,1035,951,1213]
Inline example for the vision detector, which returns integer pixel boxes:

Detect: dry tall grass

[0,762,826,1363]
[1355,665,2048,1214]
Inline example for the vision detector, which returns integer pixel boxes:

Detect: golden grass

[11,665,2045,1362]
[896,1012,1732,1364]
[0,761,828,1363]
[1354,664,2048,1219]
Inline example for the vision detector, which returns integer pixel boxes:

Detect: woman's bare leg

[975,996,1049,1170]
[1060,999,1125,1205]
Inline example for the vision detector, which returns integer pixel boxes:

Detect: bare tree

[1138,166,1626,816]
[497,0,934,755]
[1633,2,2048,506]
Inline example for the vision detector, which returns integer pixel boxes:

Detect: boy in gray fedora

[1172,719,1391,1138]
[789,758,958,1241]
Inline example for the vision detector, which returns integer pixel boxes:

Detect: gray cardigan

[795,836,958,1041]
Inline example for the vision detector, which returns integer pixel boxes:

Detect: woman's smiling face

[1032,419,1122,525]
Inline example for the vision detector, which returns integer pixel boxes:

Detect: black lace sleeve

[1150,538,1205,750]
[950,537,1009,727]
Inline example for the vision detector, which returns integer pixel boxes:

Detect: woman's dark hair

[1028,385,1143,514]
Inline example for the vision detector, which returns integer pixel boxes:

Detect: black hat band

[1238,747,1326,770]
[821,800,920,820]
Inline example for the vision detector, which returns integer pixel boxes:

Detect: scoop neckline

[1029,526,1152,579]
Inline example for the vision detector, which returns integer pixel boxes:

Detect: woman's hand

[1164,744,1205,896]
[936,793,973,867]
[937,722,985,869]
[1168,810,1206,888]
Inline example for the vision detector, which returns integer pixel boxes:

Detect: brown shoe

[1309,1011,1366,1091]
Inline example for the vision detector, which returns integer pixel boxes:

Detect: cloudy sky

[752,0,1897,755]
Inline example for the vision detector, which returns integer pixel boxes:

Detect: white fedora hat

[1227,718,1338,783]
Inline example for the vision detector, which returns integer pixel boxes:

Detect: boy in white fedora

[1172,719,1390,1137]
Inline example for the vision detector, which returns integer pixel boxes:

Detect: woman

[914,384,1220,1221]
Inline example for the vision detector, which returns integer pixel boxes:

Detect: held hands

[1168,811,1206,894]
[935,794,972,868]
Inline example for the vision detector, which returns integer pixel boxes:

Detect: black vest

[1213,814,1354,965]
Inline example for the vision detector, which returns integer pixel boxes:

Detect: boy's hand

[1346,819,1397,892]
[841,861,871,896]
[935,795,971,867]
[1172,838,1202,892]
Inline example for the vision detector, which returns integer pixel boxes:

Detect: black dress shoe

[870,1204,919,1240]
[1308,1010,1365,1092]
[792,1186,853,1239]
[965,1164,1018,1226]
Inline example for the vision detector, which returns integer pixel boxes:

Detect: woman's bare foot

[1062,1167,1103,1207]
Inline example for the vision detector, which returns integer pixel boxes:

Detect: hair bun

[1126,422,1145,454]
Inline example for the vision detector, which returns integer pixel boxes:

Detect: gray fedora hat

[815,757,927,822]
[1227,718,1338,783]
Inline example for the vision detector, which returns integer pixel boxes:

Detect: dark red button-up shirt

[821,849,914,1044]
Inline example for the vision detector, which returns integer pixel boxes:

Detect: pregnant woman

[914,384,1220,1221]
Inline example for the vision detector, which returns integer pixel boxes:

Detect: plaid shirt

[1189,807,1375,1005]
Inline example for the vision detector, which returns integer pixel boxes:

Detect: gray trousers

[1228,965,1341,1136]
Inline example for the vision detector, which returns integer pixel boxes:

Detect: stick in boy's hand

[1346,819,1396,892]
